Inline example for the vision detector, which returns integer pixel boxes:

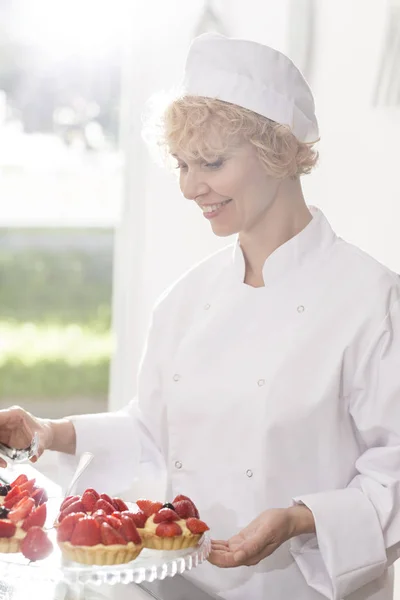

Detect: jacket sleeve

[290,295,400,599]
[60,305,167,495]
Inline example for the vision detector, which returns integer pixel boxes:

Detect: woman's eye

[175,163,188,170]
[205,159,224,169]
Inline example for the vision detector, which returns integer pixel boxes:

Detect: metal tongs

[0,432,39,463]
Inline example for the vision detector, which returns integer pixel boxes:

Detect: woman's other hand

[208,505,315,568]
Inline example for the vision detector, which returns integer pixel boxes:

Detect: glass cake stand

[0,499,211,599]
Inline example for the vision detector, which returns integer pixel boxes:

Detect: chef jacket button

[173,374,181,382]
[246,469,253,478]
[297,305,305,313]
[257,379,265,387]
[175,461,183,469]
[204,303,211,310]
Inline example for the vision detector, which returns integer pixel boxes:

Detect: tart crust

[141,530,201,550]
[59,541,143,565]
[0,537,22,553]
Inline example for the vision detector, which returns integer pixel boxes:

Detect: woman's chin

[209,221,238,238]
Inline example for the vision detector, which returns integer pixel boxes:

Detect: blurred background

[0,0,400,522]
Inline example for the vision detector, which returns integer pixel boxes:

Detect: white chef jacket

[70,207,400,600]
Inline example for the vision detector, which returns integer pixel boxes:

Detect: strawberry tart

[0,474,52,561]
[137,494,209,551]
[56,488,143,565]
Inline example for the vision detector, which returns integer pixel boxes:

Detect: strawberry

[92,509,108,524]
[174,500,196,519]
[93,499,114,515]
[105,515,122,530]
[155,522,182,538]
[31,488,48,506]
[0,520,16,538]
[19,479,36,495]
[4,485,22,502]
[119,515,141,544]
[83,488,99,501]
[136,499,163,518]
[111,511,123,520]
[81,490,98,513]
[100,522,127,546]
[8,497,35,523]
[10,474,28,488]
[56,512,86,542]
[22,503,47,531]
[186,518,209,534]
[4,490,29,509]
[153,508,180,524]
[21,527,53,561]
[122,510,147,529]
[112,498,129,512]
[100,493,114,505]
[70,517,101,547]
[173,495,200,518]
[60,495,78,511]
[59,500,85,521]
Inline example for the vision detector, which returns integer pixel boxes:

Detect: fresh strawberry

[10,474,28,488]
[60,495,78,511]
[81,490,98,513]
[119,515,141,544]
[172,495,200,518]
[59,500,85,521]
[8,497,35,522]
[121,510,147,528]
[0,520,16,538]
[93,499,114,515]
[155,522,182,538]
[31,488,48,506]
[4,485,22,502]
[22,503,47,531]
[105,515,122,530]
[21,527,53,561]
[99,493,114,505]
[186,518,209,534]
[70,516,101,547]
[153,508,180,524]
[56,512,86,542]
[92,509,108,524]
[174,500,197,519]
[100,522,127,546]
[136,499,163,518]
[83,488,99,501]
[19,479,36,495]
[111,511,123,520]
[4,490,29,509]
[112,498,129,512]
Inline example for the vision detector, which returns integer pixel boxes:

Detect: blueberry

[0,506,9,518]
[162,503,176,511]
[0,485,9,496]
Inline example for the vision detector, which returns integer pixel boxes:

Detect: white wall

[109,0,400,411]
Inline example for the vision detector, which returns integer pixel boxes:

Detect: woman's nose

[180,170,210,201]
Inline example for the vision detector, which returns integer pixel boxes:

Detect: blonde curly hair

[157,95,318,179]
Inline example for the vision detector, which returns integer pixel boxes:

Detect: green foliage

[0,229,113,329]
[0,322,113,399]
[0,229,114,399]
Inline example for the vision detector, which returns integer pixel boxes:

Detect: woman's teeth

[201,199,232,213]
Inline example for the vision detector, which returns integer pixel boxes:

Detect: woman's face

[175,142,280,237]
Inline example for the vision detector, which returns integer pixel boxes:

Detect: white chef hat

[182,33,319,144]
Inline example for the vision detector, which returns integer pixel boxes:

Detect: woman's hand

[208,505,315,568]
[0,406,54,467]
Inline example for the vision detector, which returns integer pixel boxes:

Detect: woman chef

[1,34,400,600]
